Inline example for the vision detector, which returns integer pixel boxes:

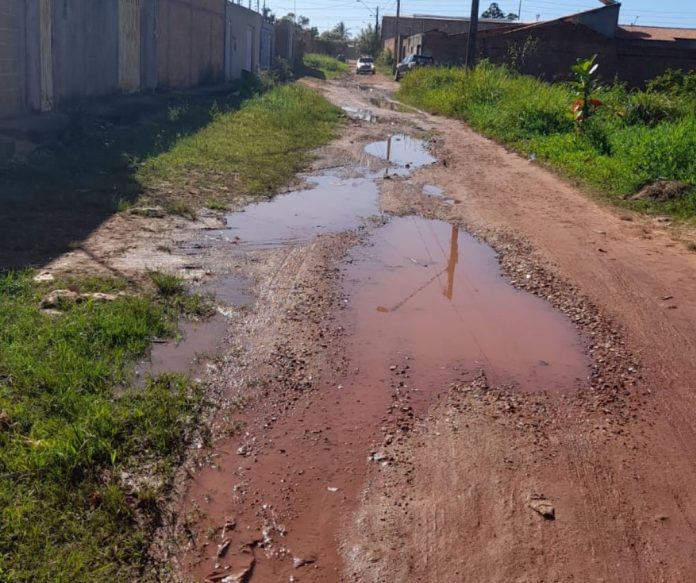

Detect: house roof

[616,25,696,42]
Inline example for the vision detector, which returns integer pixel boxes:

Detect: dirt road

[54,73,696,581]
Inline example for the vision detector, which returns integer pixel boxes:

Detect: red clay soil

[173,75,696,582]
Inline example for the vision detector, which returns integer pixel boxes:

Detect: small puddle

[137,313,228,380]
[341,105,377,123]
[346,216,589,392]
[364,134,436,175]
[204,273,254,306]
[423,183,455,204]
[222,170,380,248]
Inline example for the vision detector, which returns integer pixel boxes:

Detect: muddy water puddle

[136,313,228,380]
[346,216,589,393]
[203,273,254,307]
[221,170,380,248]
[364,133,436,175]
[341,105,377,122]
[181,137,590,582]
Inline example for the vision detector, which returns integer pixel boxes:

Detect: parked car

[356,56,376,75]
[394,54,434,81]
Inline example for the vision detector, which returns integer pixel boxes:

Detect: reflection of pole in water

[384,135,392,177]
[444,225,459,300]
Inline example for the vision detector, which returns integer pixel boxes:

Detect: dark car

[394,54,434,81]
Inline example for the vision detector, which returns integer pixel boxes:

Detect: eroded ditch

[174,132,592,582]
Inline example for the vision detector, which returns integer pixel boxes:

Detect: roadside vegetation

[302,52,349,79]
[139,83,341,200]
[0,271,212,581]
[397,63,696,219]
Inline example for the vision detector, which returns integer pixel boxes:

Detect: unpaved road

[43,73,696,581]
[173,79,696,582]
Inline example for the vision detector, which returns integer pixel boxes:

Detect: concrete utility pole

[465,0,480,68]
[393,0,401,72]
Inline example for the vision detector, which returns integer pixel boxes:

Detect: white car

[356,56,376,75]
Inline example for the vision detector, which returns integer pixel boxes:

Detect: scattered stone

[327,486,338,492]
[529,496,555,520]
[82,292,120,302]
[371,452,389,463]
[129,206,166,218]
[217,539,231,558]
[292,554,317,568]
[33,271,55,283]
[40,289,79,309]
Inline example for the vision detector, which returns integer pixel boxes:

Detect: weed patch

[138,84,342,201]
[397,64,696,219]
[302,53,349,79]
[0,272,208,581]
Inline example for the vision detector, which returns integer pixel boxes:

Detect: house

[397,2,696,87]
[380,13,515,60]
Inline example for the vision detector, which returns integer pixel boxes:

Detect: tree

[320,21,351,42]
[356,24,380,56]
[262,6,276,23]
[481,2,505,19]
[481,2,519,20]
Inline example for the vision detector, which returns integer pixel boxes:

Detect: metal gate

[118,0,141,93]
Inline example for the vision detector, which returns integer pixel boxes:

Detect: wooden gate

[118,0,141,93]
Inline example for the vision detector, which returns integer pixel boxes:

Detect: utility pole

[465,0,480,69]
[375,6,380,55]
[393,0,401,72]
[517,0,522,21]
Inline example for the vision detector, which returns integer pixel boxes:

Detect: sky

[263,0,696,34]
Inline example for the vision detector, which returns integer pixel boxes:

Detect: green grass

[397,64,696,219]
[138,83,342,197]
[0,272,209,581]
[302,53,349,79]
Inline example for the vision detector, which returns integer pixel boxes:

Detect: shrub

[623,91,680,127]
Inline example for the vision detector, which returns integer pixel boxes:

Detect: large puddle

[345,216,589,392]
[222,170,380,248]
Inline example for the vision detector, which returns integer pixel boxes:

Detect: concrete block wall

[0,0,23,117]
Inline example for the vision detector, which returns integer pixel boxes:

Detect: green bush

[397,64,696,218]
[647,68,696,96]
[623,91,680,127]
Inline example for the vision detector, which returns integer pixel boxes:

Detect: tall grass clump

[303,53,349,79]
[397,63,696,218]
[138,84,341,195]
[0,272,204,581]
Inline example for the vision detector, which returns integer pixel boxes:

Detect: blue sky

[264,0,696,34]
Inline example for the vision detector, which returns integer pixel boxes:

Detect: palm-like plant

[571,55,601,124]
